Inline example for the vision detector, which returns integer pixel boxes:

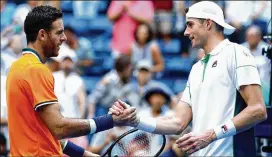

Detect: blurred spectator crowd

[1,0,271,156]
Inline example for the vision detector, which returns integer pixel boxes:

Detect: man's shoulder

[220,41,252,60]
[100,70,119,85]
[28,63,51,73]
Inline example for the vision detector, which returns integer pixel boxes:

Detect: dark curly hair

[134,23,153,45]
[24,5,63,44]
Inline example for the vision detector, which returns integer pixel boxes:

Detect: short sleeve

[229,45,261,90]
[27,65,58,111]
[180,79,191,106]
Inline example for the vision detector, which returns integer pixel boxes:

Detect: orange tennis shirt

[6,48,62,156]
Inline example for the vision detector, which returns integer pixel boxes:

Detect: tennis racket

[101,128,166,157]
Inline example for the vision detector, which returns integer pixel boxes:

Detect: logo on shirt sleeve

[212,60,217,68]
[221,125,228,134]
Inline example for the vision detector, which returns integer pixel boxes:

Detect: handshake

[108,99,140,127]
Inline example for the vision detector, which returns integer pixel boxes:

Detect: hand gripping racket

[101,128,166,157]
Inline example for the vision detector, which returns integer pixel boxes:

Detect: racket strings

[111,131,164,157]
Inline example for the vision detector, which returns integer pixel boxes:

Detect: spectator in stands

[87,55,133,118]
[151,0,173,37]
[1,35,24,75]
[135,86,174,153]
[13,0,42,26]
[64,26,95,75]
[72,1,105,19]
[139,85,173,118]
[107,1,154,58]
[130,24,164,73]
[242,25,271,105]
[45,58,60,73]
[53,54,88,149]
[53,55,87,119]
[42,1,61,9]
[126,60,176,109]
[1,0,16,32]
[225,1,269,43]
[50,33,78,73]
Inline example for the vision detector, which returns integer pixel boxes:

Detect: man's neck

[203,34,225,55]
[27,43,46,63]
[249,44,258,51]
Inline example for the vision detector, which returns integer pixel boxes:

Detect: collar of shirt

[22,48,44,63]
[209,39,231,56]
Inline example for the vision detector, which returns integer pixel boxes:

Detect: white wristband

[214,120,236,140]
[136,116,156,133]
[88,119,97,134]
[62,140,68,149]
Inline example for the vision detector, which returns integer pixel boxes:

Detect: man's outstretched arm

[38,101,137,140]
[110,100,193,135]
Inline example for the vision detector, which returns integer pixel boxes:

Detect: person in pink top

[107,1,154,58]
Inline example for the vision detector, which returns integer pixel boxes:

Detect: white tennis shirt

[181,39,261,156]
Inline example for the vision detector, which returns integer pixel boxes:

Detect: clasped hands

[109,99,139,127]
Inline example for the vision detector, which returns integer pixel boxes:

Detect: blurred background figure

[225,1,270,43]
[242,25,271,105]
[12,0,42,26]
[72,1,105,19]
[1,0,16,32]
[125,60,176,109]
[139,86,173,119]
[1,35,24,75]
[53,55,86,119]
[136,86,174,153]
[130,24,164,73]
[107,1,154,58]
[151,0,173,37]
[63,26,95,75]
[87,55,133,118]
[53,54,88,149]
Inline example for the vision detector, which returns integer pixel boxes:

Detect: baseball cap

[51,44,77,62]
[186,1,235,35]
[133,60,152,77]
[136,60,152,71]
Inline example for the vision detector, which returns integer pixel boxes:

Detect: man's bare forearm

[233,104,267,133]
[57,118,90,139]
[233,85,267,134]
[154,116,188,135]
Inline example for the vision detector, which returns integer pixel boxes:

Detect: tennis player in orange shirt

[6,5,137,157]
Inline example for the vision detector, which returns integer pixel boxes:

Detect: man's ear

[205,19,213,31]
[37,29,47,41]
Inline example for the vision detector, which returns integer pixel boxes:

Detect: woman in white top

[129,24,164,73]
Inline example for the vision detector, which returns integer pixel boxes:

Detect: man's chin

[52,51,59,57]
